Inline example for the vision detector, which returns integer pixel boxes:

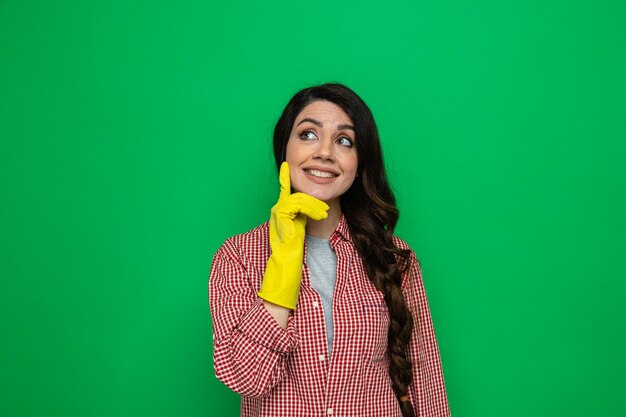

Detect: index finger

[279,161,291,199]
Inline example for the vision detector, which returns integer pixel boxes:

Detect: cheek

[345,155,359,178]
[284,141,305,191]
[285,139,302,164]
[284,140,293,162]
[340,161,358,190]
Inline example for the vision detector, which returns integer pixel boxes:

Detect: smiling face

[285,100,359,208]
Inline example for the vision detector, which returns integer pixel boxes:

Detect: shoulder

[210,222,271,283]
[392,234,410,251]
[215,221,270,260]
[392,235,421,266]
[391,234,424,292]
[224,221,269,246]
[209,223,271,298]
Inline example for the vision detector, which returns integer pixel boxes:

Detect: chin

[304,190,332,202]
[293,186,332,203]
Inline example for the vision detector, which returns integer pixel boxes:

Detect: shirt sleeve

[402,252,451,417]
[209,238,298,398]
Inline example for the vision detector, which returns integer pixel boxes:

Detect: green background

[1,1,625,416]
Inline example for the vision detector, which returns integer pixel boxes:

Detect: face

[285,100,358,206]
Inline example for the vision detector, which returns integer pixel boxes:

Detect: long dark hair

[273,83,416,417]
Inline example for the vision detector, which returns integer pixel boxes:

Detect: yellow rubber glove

[258,162,329,310]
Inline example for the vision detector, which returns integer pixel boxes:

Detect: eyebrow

[296,117,355,131]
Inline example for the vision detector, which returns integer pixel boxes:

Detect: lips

[304,168,338,178]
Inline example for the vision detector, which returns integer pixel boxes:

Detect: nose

[314,136,334,161]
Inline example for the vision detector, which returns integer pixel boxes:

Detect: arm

[403,253,451,417]
[209,163,327,398]
[262,300,291,329]
[209,238,298,398]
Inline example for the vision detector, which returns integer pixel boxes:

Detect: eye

[337,136,354,148]
[299,130,317,141]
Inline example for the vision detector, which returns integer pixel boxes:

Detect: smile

[304,169,338,178]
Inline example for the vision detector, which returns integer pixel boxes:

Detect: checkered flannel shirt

[209,215,450,417]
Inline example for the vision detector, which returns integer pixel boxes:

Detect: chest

[298,247,390,364]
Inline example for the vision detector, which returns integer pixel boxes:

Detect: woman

[209,83,450,417]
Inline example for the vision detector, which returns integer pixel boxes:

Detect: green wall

[1,1,625,416]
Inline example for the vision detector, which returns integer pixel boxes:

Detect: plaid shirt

[209,215,450,417]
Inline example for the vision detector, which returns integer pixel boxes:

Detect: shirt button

[327,408,333,415]
[319,354,325,362]
[312,301,319,308]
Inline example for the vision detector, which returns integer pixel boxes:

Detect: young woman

[209,83,450,417]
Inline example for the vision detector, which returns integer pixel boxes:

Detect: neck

[306,198,341,239]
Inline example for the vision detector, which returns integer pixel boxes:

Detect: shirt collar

[329,213,352,246]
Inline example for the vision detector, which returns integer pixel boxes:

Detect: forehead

[294,100,352,126]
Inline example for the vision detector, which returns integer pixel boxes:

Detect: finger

[291,193,330,221]
[273,195,328,221]
[279,162,291,199]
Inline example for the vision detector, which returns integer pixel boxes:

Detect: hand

[257,162,329,310]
